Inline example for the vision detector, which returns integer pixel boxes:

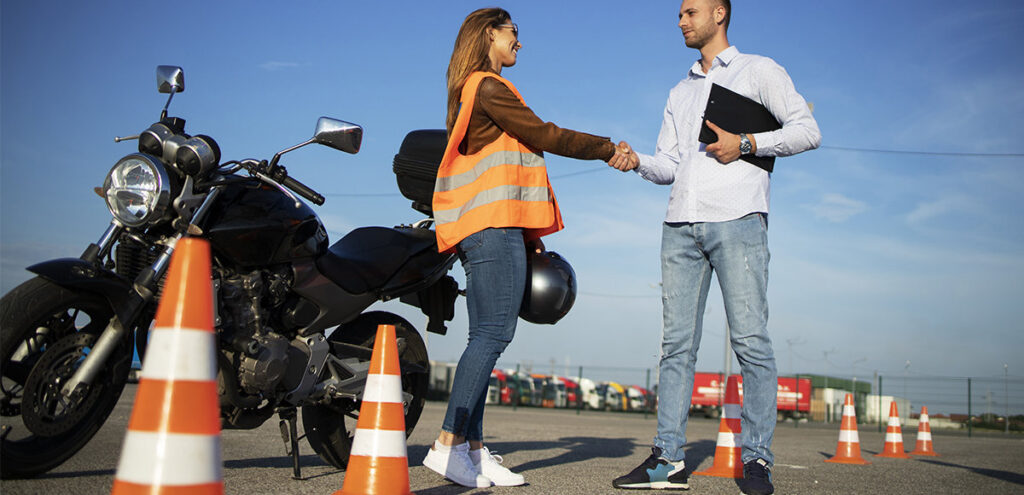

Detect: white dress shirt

[636,46,821,223]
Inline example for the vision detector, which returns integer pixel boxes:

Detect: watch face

[740,137,751,153]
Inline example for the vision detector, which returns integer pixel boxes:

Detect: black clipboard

[698,83,781,173]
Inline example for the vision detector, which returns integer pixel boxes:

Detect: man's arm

[751,61,821,157]
[634,96,680,185]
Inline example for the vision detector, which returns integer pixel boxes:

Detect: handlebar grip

[281,175,325,206]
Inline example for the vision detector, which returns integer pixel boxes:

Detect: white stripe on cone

[888,417,901,427]
[916,431,932,441]
[843,405,856,416]
[715,432,741,448]
[362,375,405,403]
[838,430,860,443]
[140,328,217,381]
[116,431,222,485]
[885,432,904,443]
[349,429,409,458]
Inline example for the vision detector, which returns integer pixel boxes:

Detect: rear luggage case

[392,129,447,216]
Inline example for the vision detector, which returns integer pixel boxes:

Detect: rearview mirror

[157,66,184,94]
[313,117,362,154]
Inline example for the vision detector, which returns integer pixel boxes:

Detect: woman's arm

[477,78,616,162]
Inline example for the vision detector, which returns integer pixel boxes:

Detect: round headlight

[103,154,171,227]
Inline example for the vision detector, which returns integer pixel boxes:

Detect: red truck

[689,372,810,420]
[487,369,514,405]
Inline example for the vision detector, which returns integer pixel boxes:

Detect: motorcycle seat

[316,226,438,295]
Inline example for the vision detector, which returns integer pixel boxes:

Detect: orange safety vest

[432,72,563,253]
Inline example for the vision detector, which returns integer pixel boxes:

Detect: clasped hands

[608,141,639,172]
[607,121,753,171]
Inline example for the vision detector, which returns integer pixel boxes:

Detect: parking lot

[2,384,1023,494]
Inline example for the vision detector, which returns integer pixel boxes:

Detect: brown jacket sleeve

[462,77,616,162]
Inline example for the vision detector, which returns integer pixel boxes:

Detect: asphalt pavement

[2,384,1023,494]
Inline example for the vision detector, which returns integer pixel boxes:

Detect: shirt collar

[688,45,740,77]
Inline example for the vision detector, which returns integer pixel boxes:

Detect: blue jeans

[654,213,777,465]
[441,228,526,441]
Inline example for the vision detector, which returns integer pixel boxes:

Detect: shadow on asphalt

[918,459,1024,486]
[31,468,115,479]
[412,437,720,476]
[224,453,325,470]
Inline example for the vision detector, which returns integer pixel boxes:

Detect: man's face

[678,0,719,49]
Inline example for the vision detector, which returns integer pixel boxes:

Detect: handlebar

[281,175,325,206]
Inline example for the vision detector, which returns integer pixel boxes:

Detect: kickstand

[278,407,303,480]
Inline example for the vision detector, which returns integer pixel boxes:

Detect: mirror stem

[269,138,315,169]
[161,87,179,120]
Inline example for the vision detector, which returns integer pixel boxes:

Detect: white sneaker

[422,441,492,488]
[472,446,525,486]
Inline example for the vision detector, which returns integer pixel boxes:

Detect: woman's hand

[526,237,545,254]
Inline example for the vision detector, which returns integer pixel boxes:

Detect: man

[609,1,820,493]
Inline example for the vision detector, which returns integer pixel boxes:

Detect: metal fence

[428,360,1024,436]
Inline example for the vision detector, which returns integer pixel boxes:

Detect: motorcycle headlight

[103,154,171,227]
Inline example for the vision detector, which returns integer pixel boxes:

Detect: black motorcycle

[0,66,458,479]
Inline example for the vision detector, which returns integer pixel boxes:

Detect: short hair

[712,0,731,30]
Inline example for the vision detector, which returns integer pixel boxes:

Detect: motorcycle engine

[217,268,294,399]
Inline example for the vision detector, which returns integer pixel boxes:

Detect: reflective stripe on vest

[432,72,563,253]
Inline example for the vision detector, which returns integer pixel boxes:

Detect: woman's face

[488,22,520,71]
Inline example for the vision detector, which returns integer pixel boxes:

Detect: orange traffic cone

[910,406,939,456]
[694,375,743,478]
[112,238,222,494]
[875,401,910,458]
[336,324,413,495]
[825,394,870,465]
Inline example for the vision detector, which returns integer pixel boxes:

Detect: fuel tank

[203,182,328,268]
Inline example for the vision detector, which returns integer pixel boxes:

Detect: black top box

[393,129,447,216]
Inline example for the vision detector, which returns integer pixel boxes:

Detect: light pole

[904,360,911,408]
[1006,364,1010,434]
[786,337,806,376]
[822,349,838,422]
[851,357,867,393]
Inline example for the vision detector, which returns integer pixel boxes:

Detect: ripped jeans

[441,228,526,441]
[654,212,778,465]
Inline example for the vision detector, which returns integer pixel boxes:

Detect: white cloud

[805,193,867,223]
[258,61,301,71]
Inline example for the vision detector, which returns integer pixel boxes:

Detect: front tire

[302,311,428,470]
[0,277,134,479]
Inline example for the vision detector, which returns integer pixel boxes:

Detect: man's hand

[704,120,745,164]
[608,141,639,171]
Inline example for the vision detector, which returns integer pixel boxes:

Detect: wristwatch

[738,133,752,155]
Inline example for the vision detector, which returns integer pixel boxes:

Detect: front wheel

[0,277,134,479]
[302,311,429,469]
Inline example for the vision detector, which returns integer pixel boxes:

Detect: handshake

[607,141,639,172]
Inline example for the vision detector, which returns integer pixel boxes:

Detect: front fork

[59,226,182,399]
[59,186,222,399]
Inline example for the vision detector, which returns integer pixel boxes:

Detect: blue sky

[2,1,1023,385]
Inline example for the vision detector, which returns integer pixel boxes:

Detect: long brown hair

[445,7,511,135]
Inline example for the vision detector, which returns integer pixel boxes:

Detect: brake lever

[254,171,302,209]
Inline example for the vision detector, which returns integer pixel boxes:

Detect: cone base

[910,450,939,457]
[693,464,743,479]
[335,450,412,495]
[825,456,870,465]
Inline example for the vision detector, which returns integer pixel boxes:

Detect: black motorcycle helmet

[519,250,577,324]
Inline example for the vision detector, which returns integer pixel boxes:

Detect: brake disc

[21,333,104,437]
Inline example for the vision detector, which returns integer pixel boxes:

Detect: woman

[423,7,632,488]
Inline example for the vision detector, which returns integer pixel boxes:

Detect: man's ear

[714,6,725,25]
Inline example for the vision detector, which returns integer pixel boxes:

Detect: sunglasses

[495,23,519,38]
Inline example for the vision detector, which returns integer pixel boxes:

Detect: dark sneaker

[741,458,774,495]
[613,447,689,490]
